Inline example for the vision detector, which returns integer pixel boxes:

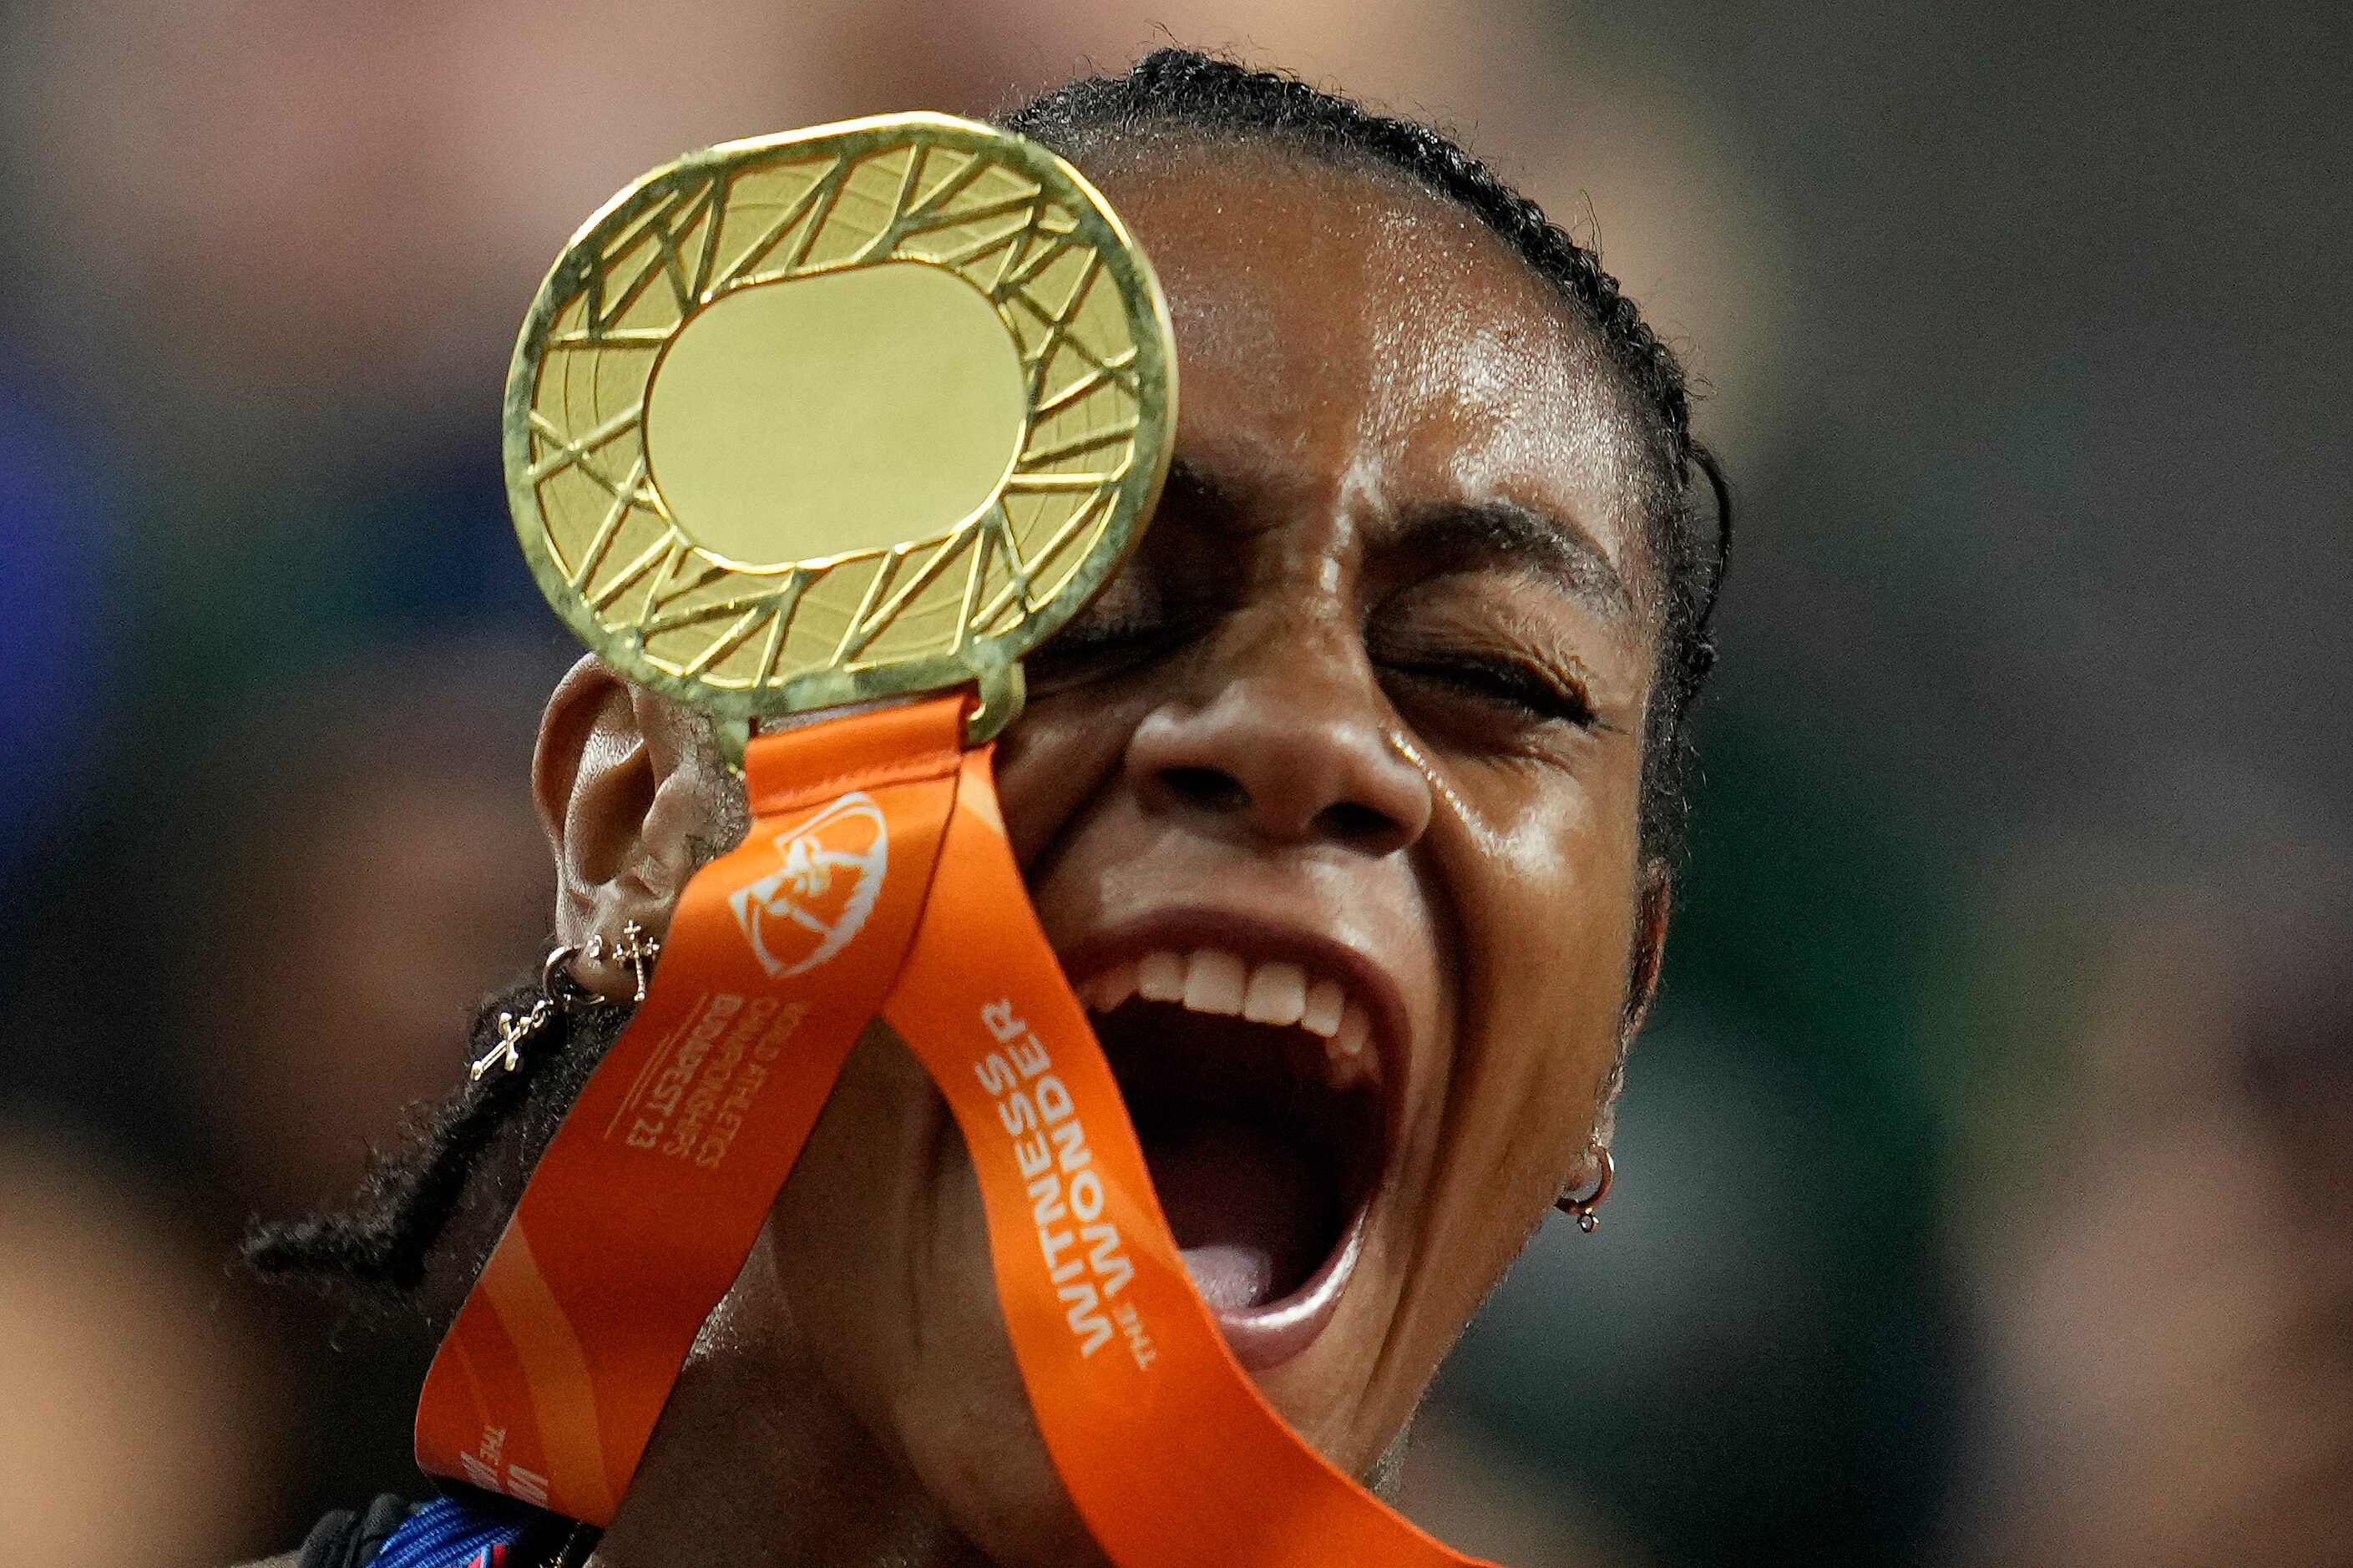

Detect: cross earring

[586,920,661,1003]
[614,920,660,1002]
[471,943,603,1081]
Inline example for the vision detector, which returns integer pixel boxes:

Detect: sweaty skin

[522,144,1670,1568]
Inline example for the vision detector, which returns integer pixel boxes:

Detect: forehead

[1084,139,1658,601]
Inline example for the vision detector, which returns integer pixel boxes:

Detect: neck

[585,1245,994,1568]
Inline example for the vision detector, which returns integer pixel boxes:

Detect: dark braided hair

[244,978,623,1307]
[247,49,1731,1299]
[1007,48,1732,861]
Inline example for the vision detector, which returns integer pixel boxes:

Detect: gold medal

[507,114,1176,756]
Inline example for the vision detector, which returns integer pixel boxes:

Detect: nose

[1123,621,1433,857]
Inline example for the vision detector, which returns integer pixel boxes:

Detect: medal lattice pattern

[510,117,1172,726]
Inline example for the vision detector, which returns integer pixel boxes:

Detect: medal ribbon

[416,694,1490,1565]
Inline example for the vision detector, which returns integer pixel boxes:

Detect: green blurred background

[1,3,2345,1565]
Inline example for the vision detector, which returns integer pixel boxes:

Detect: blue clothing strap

[370,1495,533,1568]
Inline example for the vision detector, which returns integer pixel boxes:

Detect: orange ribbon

[416,693,1490,1565]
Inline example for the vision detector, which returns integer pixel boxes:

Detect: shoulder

[230,1555,304,1568]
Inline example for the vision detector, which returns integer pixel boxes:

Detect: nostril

[1161,765,1250,815]
[1312,800,1406,852]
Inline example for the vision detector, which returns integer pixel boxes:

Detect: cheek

[1448,764,1644,1155]
[1367,771,1642,1419]
[990,695,1143,869]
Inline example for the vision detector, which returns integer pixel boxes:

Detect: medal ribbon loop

[416,695,1490,1565]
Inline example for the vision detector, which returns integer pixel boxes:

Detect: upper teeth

[1081,948,1376,1072]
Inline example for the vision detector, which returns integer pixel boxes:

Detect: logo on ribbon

[727,792,889,977]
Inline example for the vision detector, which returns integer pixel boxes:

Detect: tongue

[1143,1117,1333,1311]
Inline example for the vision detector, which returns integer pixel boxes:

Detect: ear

[1622,857,1673,1040]
[533,655,741,1001]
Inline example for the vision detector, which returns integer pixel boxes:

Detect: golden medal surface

[508,114,1176,756]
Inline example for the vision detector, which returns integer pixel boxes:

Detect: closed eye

[1378,650,1602,731]
[1025,604,1201,692]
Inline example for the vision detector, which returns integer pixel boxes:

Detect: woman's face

[646,143,1667,1560]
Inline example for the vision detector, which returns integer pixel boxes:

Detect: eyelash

[1035,609,1602,734]
[1378,650,1600,730]
[1024,608,1192,685]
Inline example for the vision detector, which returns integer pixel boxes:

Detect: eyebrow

[1390,499,1637,618]
[1157,458,1636,618]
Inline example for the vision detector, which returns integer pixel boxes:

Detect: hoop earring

[470,943,607,1082]
[1555,1143,1615,1233]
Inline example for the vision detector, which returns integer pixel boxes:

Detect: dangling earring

[584,919,662,1003]
[1555,1142,1615,1233]
[469,943,607,1082]
[616,919,660,1002]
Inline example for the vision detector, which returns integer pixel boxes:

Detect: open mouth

[1075,943,1394,1368]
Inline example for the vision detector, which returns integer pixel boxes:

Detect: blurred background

[0,2,2345,1564]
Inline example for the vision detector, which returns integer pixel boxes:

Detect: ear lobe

[533,655,735,1000]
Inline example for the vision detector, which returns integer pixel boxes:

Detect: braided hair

[1007,48,1733,861]
[244,978,621,1302]
[246,49,1731,1297]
